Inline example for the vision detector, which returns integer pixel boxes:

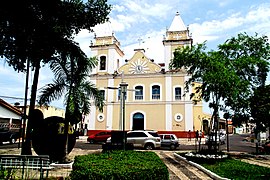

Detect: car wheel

[10,138,16,144]
[144,143,154,150]
[89,140,95,144]
[170,144,176,150]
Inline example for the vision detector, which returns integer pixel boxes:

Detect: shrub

[70,150,169,180]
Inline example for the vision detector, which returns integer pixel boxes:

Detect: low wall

[87,130,204,138]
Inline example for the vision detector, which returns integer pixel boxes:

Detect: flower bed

[178,150,229,164]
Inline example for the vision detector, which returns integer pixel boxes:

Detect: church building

[86,12,210,135]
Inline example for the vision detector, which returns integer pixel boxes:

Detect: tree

[219,33,270,116]
[38,52,104,162]
[170,33,270,151]
[250,85,270,131]
[0,0,111,154]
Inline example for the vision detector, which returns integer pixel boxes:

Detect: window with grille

[135,86,143,100]
[152,85,160,99]
[175,87,181,100]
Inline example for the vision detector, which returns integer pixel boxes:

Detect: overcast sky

[1,0,270,113]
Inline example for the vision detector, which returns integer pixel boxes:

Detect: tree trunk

[61,97,71,163]
[21,61,40,155]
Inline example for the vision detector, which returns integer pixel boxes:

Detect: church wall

[125,103,165,130]
[171,104,186,131]
[193,105,204,131]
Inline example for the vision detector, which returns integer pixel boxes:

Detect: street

[0,133,257,154]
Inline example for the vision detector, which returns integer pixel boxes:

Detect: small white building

[0,98,22,130]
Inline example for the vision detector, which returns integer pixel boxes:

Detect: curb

[173,153,230,180]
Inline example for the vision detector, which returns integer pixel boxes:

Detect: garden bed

[177,151,270,179]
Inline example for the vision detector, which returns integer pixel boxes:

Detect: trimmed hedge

[70,150,169,180]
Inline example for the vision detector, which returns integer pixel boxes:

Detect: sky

[1,0,270,114]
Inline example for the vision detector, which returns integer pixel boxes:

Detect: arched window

[135,86,143,100]
[99,56,106,70]
[175,87,181,100]
[152,85,160,99]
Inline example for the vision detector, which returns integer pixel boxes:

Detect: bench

[0,155,53,179]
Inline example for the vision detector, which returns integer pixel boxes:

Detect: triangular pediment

[118,50,161,74]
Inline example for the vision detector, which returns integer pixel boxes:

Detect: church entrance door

[132,113,144,130]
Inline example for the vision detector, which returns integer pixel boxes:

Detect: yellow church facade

[86,12,209,135]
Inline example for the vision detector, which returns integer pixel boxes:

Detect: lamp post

[223,113,230,152]
[106,72,131,150]
[120,81,128,150]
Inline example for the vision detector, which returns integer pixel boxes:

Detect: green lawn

[179,153,270,180]
[200,158,270,179]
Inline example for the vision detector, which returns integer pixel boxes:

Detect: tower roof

[168,12,186,31]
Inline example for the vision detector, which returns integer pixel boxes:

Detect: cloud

[122,30,165,63]
[189,3,270,45]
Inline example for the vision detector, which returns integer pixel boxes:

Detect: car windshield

[148,132,159,137]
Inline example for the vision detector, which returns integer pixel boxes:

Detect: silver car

[159,134,179,150]
[107,130,161,150]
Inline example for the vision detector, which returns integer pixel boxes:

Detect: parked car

[205,132,226,145]
[87,131,112,144]
[107,130,161,150]
[159,134,179,150]
[0,127,20,144]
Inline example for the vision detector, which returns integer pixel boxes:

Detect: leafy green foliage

[70,151,169,180]
[0,0,111,72]
[250,85,270,131]
[0,0,111,155]
[170,33,270,130]
[38,56,104,125]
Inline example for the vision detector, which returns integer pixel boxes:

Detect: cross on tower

[137,38,144,46]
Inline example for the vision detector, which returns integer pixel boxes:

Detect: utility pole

[223,113,230,152]
[120,81,128,150]
[106,72,133,150]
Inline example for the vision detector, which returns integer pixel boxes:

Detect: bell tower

[90,22,124,75]
[163,12,193,71]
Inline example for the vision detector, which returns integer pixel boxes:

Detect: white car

[106,130,161,150]
[205,132,226,145]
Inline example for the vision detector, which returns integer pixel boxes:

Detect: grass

[178,152,270,180]
[200,158,270,180]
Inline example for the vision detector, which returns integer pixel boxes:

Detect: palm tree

[38,48,104,162]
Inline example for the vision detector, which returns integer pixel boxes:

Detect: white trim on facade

[164,45,171,71]
[184,75,192,101]
[88,104,96,130]
[106,105,113,130]
[88,78,97,130]
[107,79,115,102]
[185,103,194,131]
[108,49,115,74]
[165,76,172,130]
[165,76,172,101]
[106,78,115,129]
[91,51,98,74]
